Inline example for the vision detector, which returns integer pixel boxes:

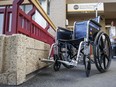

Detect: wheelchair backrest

[74,16,101,41]
[57,27,72,40]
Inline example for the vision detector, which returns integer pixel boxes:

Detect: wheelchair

[42,16,112,77]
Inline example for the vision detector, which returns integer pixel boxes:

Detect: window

[39,0,50,15]
[0,14,4,34]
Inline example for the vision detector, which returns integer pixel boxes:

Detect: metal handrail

[0,0,56,31]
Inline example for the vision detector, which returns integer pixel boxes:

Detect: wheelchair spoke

[97,46,103,68]
[101,36,107,48]
[103,54,107,69]
[104,38,107,46]
[100,55,103,65]
[104,54,110,62]
[98,35,104,52]
[95,48,100,65]
[101,36,105,48]
[103,53,110,69]
[99,45,104,52]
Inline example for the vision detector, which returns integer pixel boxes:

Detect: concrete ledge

[0,34,50,85]
[0,35,5,73]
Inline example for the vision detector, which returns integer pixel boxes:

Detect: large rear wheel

[94,32,111,73]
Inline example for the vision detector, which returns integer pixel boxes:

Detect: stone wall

[0,34,50,85]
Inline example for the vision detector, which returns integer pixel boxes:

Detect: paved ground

[1,59,116,87]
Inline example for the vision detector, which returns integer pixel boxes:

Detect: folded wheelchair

[42,16,111,77]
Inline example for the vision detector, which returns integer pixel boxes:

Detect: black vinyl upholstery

[57,27,73,40]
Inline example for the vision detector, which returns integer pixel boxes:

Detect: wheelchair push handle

[89,19,101,28]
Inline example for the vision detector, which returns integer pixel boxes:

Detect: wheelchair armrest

[90,19,101,28]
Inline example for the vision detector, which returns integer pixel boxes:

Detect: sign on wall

[67,3,104,13]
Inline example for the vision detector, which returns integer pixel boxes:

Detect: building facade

[49,0,116,35]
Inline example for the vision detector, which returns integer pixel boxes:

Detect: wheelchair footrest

[58,60,77,66]
[41,59,55,63]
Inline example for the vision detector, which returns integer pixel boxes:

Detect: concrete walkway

[1,59,116,87]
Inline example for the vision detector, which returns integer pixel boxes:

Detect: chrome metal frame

[44,18,100,66]
[70,20,91,66]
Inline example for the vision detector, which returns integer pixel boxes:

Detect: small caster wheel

[86,61,91,77]
[53,60,61,71]
[83,55,91,77]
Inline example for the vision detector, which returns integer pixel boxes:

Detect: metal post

[95,7,98,17]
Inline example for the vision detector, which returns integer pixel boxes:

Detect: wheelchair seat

[57,27,84,48]
[57,27,73,40]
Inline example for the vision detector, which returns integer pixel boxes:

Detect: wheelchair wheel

[83,55,91,77]
[94,31,111,73]
[53,55,61,71]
